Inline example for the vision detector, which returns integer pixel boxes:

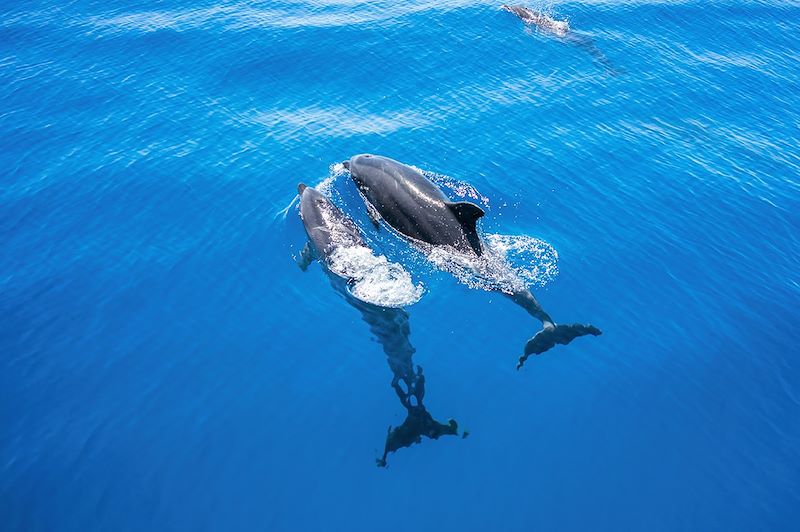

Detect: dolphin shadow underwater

[343,155,601,369]
[501,4,619,75]
[296,184,461,466]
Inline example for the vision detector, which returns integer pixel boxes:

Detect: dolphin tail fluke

[517,323,602,369]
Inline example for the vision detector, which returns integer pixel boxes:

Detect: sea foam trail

[329,246,424,308]
[426,234,559,294]
[485,233,559,288]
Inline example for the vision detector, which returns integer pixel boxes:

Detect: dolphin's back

[364,156,448,202]
[348,155,484,256]
[299,186,364,260]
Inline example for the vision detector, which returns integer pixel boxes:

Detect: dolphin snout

[342,160,350,170]
[297,183,307,194]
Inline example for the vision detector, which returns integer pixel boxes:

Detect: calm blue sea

[2,1,799,530]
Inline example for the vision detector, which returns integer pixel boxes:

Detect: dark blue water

[2,1,799,530]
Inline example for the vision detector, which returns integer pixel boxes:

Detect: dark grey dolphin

[501,4,618,75]
[343,156,601,369]
[297,184,460,466]
[342,155,485,256]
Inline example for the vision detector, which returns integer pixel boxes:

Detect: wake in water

[426,233,559,294]
[316,162,348,196]
[328,245,423,308]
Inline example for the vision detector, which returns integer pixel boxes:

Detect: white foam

[328,245,424,308]
[424,233,558,294]
[315,166,341,197]
[485,233,559,287]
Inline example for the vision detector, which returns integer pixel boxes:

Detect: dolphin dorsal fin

[447,201,485,227]
[447,201,485,256]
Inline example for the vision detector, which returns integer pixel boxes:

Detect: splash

[508,2,570,38]
[317,162,348,196]
[328,245,424,308]
[278,162,347,220]
[485,234,559,287]
[415,168,491,207]
[425,234,558,294]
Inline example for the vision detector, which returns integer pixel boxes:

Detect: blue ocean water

[2,0,799,530]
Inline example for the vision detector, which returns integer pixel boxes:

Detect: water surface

[2,1,799,530]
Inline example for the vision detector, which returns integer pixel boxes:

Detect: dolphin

[340,157,485,257]
[297,184,460,466]
[343,156,602,369]
[502,4,570,37]
[501,4,618,75]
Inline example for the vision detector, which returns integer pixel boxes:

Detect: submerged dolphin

[501,4,617,74]
[297,184,460,466]
[343,155,601,368]
[502,4,570,37]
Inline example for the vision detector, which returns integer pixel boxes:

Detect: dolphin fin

[447,202,485,255]
[297,242,315,271]
[357,191,382,229]
[448,201,484,225]
[517,323,602,369]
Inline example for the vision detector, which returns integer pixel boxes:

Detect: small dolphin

[297,184,460,465]
[344,155,602,369]
[297,183,364,272]
[502,4,570,37]
[501,4,618,74]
